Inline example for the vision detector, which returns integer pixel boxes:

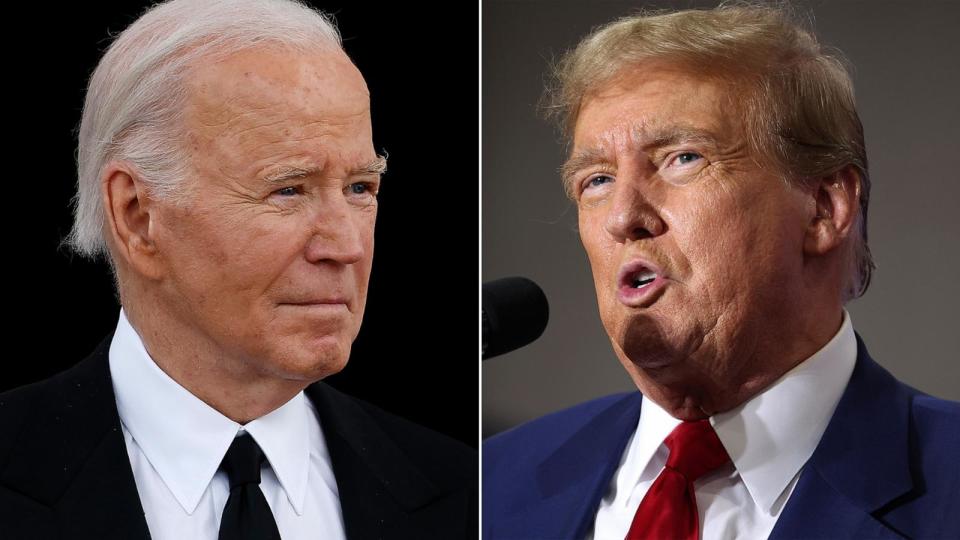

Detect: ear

[102,162,165,280]
[803,165,861,257]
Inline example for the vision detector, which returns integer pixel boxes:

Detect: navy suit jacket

[483,336,960,539]
[1,333,477,539]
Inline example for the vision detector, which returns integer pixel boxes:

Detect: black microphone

[482,277,549,360]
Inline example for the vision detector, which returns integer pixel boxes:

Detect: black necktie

[218,433,282,540]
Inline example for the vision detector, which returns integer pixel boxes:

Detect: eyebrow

[560,125,720,196]
[561,148,608,198]
[262,154,388,185]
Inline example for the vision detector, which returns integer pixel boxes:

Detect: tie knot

[219,433,267,489]
[663,419,730,482]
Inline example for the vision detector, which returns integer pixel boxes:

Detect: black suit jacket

[0,334,477,539]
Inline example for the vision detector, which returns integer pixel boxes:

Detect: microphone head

[482,277,549,360]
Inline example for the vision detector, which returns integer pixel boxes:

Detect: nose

[603,170,666,242]
[304,192,368,265]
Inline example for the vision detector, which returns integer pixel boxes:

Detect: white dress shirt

[108,308,347,540]
[589,311,857,540]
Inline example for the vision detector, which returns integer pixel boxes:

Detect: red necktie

[625,420,730,540]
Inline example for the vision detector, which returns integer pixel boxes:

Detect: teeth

[632,269,656,288]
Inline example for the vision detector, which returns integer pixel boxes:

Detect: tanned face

[568,65,816,418]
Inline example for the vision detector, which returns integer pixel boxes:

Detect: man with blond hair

[484,5,958,539]
[0,1,474,539]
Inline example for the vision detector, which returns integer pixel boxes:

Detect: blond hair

[547,3,874,301]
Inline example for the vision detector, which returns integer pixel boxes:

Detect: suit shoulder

[0,335,117,495]
[312,383,475,480]
[0,337,112,435]
[0,377,51,422]
[484,392,638,467]
[913,393,960,420]
[353,390,476,470]
[874,392,960,537]
[911,393,960,462]
[0,378,54,464]
[482,392,641,538]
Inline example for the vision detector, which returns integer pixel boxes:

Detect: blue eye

[588,175,613,188]
[578,175,614,199]
[674,152,702,166]
[345,182,379,205]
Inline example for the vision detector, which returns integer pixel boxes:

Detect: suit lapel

[8,336,462,539]
[305,383,445,539]
[3,333,151,539]
[770,334,914,539]
[495,393,643,539]
[771,466,905,539]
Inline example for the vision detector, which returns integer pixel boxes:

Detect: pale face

[149,47,380,383]
[568,66,813,400]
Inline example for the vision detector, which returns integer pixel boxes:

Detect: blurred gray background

[483,0,960,437]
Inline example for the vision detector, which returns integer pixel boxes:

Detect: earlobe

[102,163,164,280]
[803,165,861,256]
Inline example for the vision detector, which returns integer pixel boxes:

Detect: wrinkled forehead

[183,45,370,135]
[571,65,742,153]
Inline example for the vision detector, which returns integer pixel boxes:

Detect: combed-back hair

[546,3,874,301]
[68,0,342,269]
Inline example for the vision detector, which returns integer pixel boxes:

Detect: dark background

[483,0,960,436]
[3,2,478,447]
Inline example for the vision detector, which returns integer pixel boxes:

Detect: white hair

[67,0,343,264]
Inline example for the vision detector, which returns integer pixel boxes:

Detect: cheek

[665,185,758,314]
[160,207,229,283]
[349,209,377,304]
[579,210,623,330]
[362,207,377,247]
[358,208,377,267]
[579,211,614,280]
[672,180,803,307]
[225,223,300,273]
[185,214,308,308]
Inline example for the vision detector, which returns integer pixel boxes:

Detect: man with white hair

[484,4,958,539]
[0,1,474,539]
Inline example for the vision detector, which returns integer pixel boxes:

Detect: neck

[122,294,307,424]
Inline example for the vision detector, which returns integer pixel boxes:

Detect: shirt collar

[631,310,857,514]
[108,308,312,515]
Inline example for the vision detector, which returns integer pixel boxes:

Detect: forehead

[572,65,738,152]
[184,45,370,137]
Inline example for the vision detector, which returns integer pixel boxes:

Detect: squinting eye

[586,175,613,189]
[275,186,300,197]
[347,182,379,196]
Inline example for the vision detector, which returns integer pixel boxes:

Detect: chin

[623,352,678,370]
[266,336,352,382]
[612,312,699,370]
[609,311,664,351]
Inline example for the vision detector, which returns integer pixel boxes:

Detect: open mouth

[617,260,667,307]
[629,268,657,288]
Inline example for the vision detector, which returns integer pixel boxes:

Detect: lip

[616,258,669,308]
